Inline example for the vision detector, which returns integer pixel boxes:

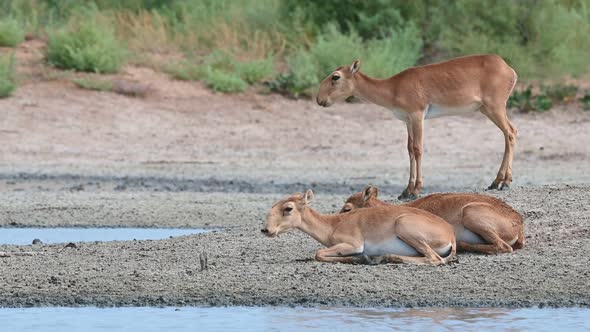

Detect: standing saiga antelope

[340,185,525,254]
[262,189,456,265]
[317,55,518,199]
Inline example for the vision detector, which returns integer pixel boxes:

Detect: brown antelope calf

[262,189,456,265]
[316,55,518,199]
[340,185,525,254]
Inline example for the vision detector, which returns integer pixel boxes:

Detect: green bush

[237,57,274,84]
[163,60,205,81]
[0,53,16,98]
[165,51,272,92]
[278,51,319,96]
[541,84,578,103]
[72,78,113,91]
[533,95,553,112]
[205,68,248,93]
[274,23,422,96]
[3,0,590,96]
[280,0,408,40]
[433,0,590,78]
[580,92,590,110]
[508,86,553,112]
[0,17,25,47]
[46,16,125,73]
[508,87,534,112]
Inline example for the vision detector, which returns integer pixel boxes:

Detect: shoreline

[1,184,588,309]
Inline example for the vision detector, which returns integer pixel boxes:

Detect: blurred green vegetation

[0,17,25,47]
[579,92,590,110]
[0,0,589,96]
[72,77,114,91]
[46,14,126,73]
[0,53,17,98]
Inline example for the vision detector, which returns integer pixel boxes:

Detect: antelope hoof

[448,255,459,265]
[487,180,510,191]
[360,255,378,265]
[487,182,500,190]
[398,192,418,201]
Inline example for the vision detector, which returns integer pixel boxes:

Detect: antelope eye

[283,206,294,215]
[331,75,340,81]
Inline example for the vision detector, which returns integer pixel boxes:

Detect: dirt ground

[1,43,590,307]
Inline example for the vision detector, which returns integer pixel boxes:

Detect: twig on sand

[200,252,208,271]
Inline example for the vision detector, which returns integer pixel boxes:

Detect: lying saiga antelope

[340,185,524,254]
[262,189,456,265]
[316,55,518,199]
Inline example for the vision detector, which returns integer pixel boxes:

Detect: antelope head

[262,189,314,237]
[340,185,380,213]
[316,59,361,107]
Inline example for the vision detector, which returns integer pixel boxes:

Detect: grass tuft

[47,16,125,73]
[163,60,205,81]
[579,91,590,110]
[0,17,25,47]
[0,53,17,98]
[205,68,248,93]
[71,78,113,91]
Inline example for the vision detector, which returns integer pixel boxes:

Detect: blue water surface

[0,306,588,332]
[0,227,212,245]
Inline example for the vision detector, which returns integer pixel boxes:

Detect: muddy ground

[0,185,588,308]
[1,44,590,307]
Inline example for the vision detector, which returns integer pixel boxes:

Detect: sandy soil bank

[0,52,589,307]
[1,185,589,308]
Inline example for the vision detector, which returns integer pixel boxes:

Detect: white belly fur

[388,107,408,121]
[459,229,487,244]
[424,103,481,119]
[364,237,452,257]
[459,229,519,246]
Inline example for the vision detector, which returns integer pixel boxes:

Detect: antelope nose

[261,228,268,233]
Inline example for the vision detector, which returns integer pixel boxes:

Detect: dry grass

[115,11,175,54]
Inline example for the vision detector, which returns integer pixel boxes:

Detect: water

[0,307,588,331]
[0,227,213,245]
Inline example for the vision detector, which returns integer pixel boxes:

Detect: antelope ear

[303,189,315,205]
[362,185,379,201]
[350,59,361,74]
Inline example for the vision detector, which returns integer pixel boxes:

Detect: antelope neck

[297,207,341,247]
[352,72,397,109]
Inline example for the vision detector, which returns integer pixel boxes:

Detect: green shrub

[433,0,590,78]
[0,17,25,47]
[508,87,534,112]
[163,60,205,81]
[541,84,578,103]
[580,91,590,110]
[532,95,553,112]
[280,0,408,40]
[279,50,319,96]
[508,86,553,112]
[0,53,17,98]
[72,78,113,91]
[205,68,248,93]
[236,57,274,84]
[165,51,272,92]
[46,16,125,73]
[273,23,422,96]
